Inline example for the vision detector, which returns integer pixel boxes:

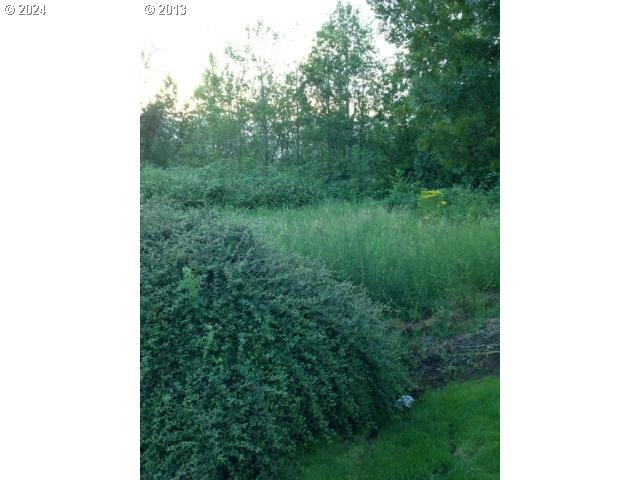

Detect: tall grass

[233,201,499,318]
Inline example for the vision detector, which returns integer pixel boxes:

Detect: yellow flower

[419,189,443,200]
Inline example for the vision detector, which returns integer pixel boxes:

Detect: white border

[1,1,639,478]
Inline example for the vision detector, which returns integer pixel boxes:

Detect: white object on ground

[396,395,415,409]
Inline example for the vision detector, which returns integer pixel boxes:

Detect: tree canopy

[141,0,499,189]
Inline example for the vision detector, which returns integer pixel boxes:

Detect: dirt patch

[414,318,499,388]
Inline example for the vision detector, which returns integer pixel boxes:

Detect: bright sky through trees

[141,0,395,106]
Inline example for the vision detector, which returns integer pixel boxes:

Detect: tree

[222,22,282,171]
[301,2,385,178]
[140,75,180,167]
[368,0,500,186]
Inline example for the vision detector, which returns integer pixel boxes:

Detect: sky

[140,0,395,107]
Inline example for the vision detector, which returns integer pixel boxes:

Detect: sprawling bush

[141,203,408,479]
[140,164,329,209]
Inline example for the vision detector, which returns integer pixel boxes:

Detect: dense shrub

[141,203,408,479]
[439,186,500,221]
[383,169,422,210]
[140,164,329,209]
[383,172,500,222]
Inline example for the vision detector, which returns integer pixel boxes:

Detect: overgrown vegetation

[369,0,500,187]
[141,0,499,189]
[234,198,499,319]
[141,163,330,209]
[141,203,408,479]
[141,0,499,477]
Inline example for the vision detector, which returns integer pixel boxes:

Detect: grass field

[233,201,499,320]
[286,376,499,480]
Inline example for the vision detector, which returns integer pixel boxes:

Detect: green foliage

[300,2,385,174]
[383,168,422,210]
[368,0,500,186]
[140,164,329,209]
[141,203,409,480]
[417,189,449,220]
[228,22,281,169]
[140,1,499,187]
[140,76,181,167]
[384,175,500,221]
[287,377,500,480]
[234,199,499,319]
[139,4,500,477]
[440,186,500,222]
[177,54,251,165]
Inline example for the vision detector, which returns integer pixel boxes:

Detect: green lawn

[286,376,499,480]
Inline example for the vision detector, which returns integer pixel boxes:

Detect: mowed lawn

[288,376,499,480]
